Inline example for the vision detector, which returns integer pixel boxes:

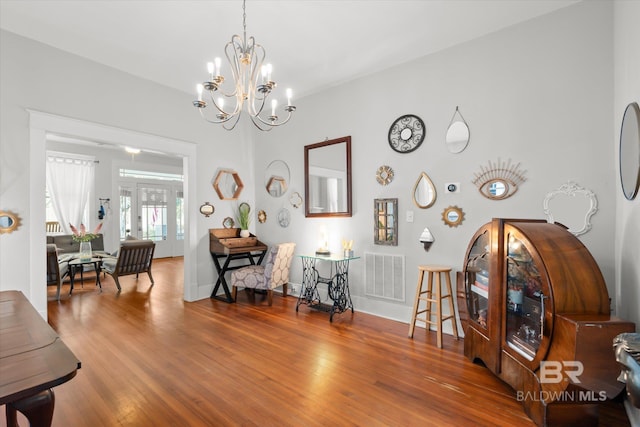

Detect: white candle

[271,99,277,116]
[214,57,221,77]
[207,62,214,80]
[196,84,203,101]
[286,88,292,106]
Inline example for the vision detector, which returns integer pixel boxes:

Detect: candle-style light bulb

[266,63,272,81]
[197,84,203,101]
[214,57,222,77]
[271,99,277,116]
[218,97,224,110]
[286,88,292,106]
[261,65,268,84]
[207,62,214,80]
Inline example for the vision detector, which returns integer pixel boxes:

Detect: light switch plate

[406,211,414,222]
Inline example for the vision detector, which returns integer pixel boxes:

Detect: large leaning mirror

[620,102,640,200]
[305,136,352,217]
[412,172,437,209]
[543,181,598,236]
[264,160,290,198]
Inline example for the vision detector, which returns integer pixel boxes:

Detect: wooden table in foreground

[0,290,80,426]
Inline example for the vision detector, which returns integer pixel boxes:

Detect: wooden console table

[0,290,80,426]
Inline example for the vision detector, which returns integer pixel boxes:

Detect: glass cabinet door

[504,232,545,361]
[465,229,490,329]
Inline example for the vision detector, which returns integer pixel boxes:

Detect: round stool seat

[418,265,452,273]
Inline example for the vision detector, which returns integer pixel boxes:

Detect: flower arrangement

[70,222,103,242]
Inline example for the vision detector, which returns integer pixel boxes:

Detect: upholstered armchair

[101,239,155,291]
[47,244,68,301]
[231,242,296,305]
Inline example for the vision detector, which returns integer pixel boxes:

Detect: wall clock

[388,114,426,153]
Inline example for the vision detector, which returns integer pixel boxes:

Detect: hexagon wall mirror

[213,169,244,200]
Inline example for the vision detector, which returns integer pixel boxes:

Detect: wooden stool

[408,265,459,348]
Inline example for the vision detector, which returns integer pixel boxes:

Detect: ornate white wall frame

[543,181,598,236]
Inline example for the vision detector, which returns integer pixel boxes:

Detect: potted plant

[235,202,251,237]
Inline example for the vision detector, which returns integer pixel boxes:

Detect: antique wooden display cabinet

[460,218,635,426]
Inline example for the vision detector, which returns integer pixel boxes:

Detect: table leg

[94,261,102,290]
[69,265,76,295]
[6,389,55,427]
[210,255,234,302]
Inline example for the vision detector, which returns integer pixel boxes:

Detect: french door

[119,182,184,258]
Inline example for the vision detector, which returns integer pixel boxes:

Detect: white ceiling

[1,0,579,102]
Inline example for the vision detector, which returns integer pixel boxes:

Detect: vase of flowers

[70,223,102,261]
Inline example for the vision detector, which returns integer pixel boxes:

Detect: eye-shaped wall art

[472,158,527,200]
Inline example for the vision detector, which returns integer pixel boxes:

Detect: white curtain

[46,151,95,234]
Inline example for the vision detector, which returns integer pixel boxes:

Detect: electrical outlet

[289,284,300,296]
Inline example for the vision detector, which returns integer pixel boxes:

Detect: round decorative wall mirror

[620,102,640,200]
[412,172,436,209]
[264,160,290,198]
[376,165,394,186]
[446,107,470,154]
[388,114,426,153]
[442,206,465,228]
[0,210,21,234]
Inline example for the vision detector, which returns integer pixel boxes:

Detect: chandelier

[193,0,296,131]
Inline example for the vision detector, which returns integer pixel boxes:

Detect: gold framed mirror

[213,169,244,200]
[442,206,465,228]
[0,210,21,234]
[304,136,352,217]
[412,172,436,209]
[374,198,398,246]
[199,202,215,217]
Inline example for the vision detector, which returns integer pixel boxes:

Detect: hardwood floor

[3,257,630,426]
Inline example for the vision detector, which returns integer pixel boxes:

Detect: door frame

[29,110,198,317]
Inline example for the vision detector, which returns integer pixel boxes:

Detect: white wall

[614,0,640,328]
[0,30,255,315]
[254,1,616,326]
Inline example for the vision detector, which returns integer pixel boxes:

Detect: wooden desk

[209,229,268,302]
[0,291,80,426]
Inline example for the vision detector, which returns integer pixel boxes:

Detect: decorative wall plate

[376,165,394,185]
[277,208,291,228]
[258,210,267,223]
[388,114,426,153]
